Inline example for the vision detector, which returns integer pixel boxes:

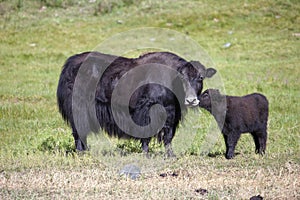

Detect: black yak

[57,51,216,157]
[198,89,269,159]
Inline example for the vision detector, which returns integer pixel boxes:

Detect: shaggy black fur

[198,89,269,159]
[57,51,216,157]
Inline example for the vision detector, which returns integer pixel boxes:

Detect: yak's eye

[197,75,204,80]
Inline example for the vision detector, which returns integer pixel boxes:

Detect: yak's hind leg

[140,138,151,157]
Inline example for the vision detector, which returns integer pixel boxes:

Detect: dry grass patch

[1,156,299,199]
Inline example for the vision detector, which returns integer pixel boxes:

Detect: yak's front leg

[141,138,151,158]
[72,126,88,151]
[163,127,176,158]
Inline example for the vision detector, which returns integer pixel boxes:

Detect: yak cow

[57,51,216,157]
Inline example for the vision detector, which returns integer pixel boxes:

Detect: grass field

[0,0,299,199]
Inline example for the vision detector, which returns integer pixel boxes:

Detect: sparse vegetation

[0,0,299,199]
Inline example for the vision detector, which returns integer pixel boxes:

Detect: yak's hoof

[165,151,176,159]
[142,151,150,159]
[75,140,87,151]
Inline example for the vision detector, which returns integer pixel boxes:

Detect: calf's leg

[252,130,267,155]
[223,132,240,159]
[251,132,261,154]
[259,130,267,154]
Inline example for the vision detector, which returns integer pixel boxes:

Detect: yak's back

[57,51,121,123]
[136,52,188,70]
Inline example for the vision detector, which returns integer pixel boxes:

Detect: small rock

[195,188,208,195]
[213,18,219,22]
[119,164,141,180]
[223,42,231,48]
[116,20,123,24]
[159,171,178,178]
[250,195,263,200]
[171,172,178,177]
[39,6,47,12]
[292,33,300,37]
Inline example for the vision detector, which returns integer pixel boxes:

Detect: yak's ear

[205,68,217,78]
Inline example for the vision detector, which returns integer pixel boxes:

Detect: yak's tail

[56,52,91,125]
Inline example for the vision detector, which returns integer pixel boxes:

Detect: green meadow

[0,0,299,199]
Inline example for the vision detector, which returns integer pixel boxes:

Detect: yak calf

[198,89,269,159]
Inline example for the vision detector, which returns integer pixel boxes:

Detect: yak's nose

[185,97,200,106]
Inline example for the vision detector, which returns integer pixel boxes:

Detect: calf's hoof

[225,153,234,159]
[255,148,265,156]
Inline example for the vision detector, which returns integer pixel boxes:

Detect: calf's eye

[203,92,209,98]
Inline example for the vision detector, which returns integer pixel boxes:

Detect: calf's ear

[205,68,217,78]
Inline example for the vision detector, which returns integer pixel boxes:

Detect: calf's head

[179,61,216,107]
[198,89,225,112]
